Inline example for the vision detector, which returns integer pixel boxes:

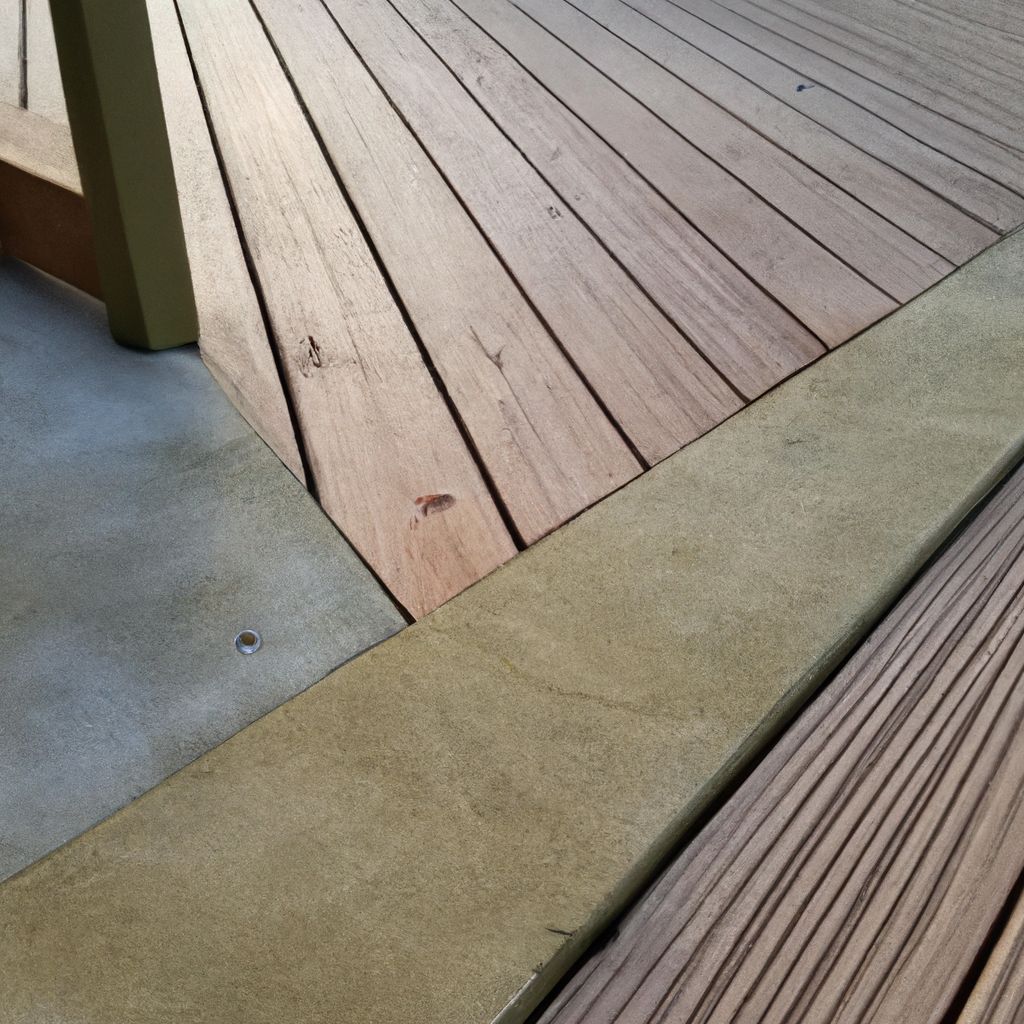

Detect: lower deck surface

[540,455,1024,1024]
[7,0,1024,615]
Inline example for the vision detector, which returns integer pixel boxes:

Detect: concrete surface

[2,230,1024,1024]
[0,259,404,880]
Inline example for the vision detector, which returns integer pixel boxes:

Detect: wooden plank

[706,0,1024,167]
[543,462,1024,1024]
[24,0,66,124]
[321,0,742,462]
[498,0,956,294]
[368,3,843,371]
[250,0,640,543]
[561,0,1001,258]
[823,0,1024,78]
[757,0,1024,127]
[145,0,304,483]
[959,885,1024,1024]
[0,102,99,296]
[917,0,1024,39]
[611,0,1024,232]
[451,0,922,312]
[660,0,1024,197]
[393,0,894,350]
[175,0,515,618]
[0,97,77,190]
[892,0,1024,45]
[0,0,20,106]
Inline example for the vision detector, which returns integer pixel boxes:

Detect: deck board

[251,0,641,543]
[823,0,1024,77]
[322,0,743,464]
[448,0,917,315]
[542,460,1024,1024]
[568,0,1009,249]
[24,0,65,124]
[175,0,516,617]
[392,0,889,354]
[501,0,955,294]
[17,0,1024,615]
[758,0,1024,131]
[0,0,19,106]
[665,0,1024,194]
[924,0,1024,39]
[146,0,306,483]
[959,885,1024,1024]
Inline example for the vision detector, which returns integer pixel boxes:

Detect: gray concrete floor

[0,259,405,880]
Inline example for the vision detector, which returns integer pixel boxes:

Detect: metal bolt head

[234,629,262,655]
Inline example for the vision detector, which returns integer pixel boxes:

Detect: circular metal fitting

[234,629,262,655]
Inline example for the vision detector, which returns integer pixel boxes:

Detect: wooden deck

[5,0,1024,616]
[539,457,1024,1024]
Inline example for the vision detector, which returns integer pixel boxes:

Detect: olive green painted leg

[48,0,197,350]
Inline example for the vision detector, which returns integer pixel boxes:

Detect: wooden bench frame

[0,102,99,299]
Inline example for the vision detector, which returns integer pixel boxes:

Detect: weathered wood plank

[176,0,515,618]
[145,0,305,483]
[393,0,895,350]
[959,885,1024,1024]
[562,0,1002,256]
[24,0,65,124]
[0,102,98,296]
[0,96,76,190]
[497,0,955,294]
[759,0,1024,129]
[321,0,742,462]
[250,0,640,543]
[0,0,20,106]
[822,0,1024,77]
[543,461,1024,1024]
[661,0,1024,196]
[707,0,1024,160]
[917,0,1024,39]
[452,0,917,313]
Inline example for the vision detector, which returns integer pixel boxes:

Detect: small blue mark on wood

[796,83,816,92]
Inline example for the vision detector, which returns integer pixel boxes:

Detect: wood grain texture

[176,0,515,618]
[0,0,19,106]
[747,0,1024,139]
[145,0,304,483]
[816,0,1024,81]
[0,98,77,190]
[959,885,1024,1024]
[251,0,640,543]
[919,0,1024,39]
[24,0,65,124]
[323,0,742,462]
[665,0,1024,196]
[387,0,842,382]
[564,0,1002,256]
[500,0,955,295]
[543,461,1024,1024]
[449,0,912,317]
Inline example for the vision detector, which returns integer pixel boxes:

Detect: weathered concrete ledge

[3,231,1024,1024]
